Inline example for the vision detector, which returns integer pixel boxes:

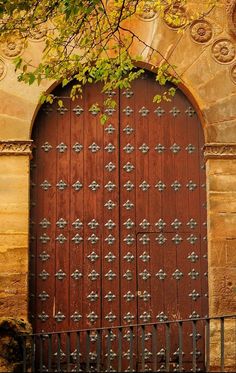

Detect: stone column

[205,143,236,371]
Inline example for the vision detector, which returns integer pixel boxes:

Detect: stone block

[208,174,236,192]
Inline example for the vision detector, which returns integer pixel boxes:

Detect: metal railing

[21,315,236,372]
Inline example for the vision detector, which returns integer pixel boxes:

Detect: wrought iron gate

[30,73,208,370]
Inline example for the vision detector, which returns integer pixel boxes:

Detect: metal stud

[139,107,150,116]
[123,200,134,210]
[87,312,98,323]
[140,312,151,323]
[187,218,197,229]
[57,106,68,115]
[123,89,134,98]
[72,233,83,244]
[187,234,198,244]
[189,311,200,319]
[123,106,133,116]
[123,291,135,301]
[187,180,197,191]
[155,181,166,191]
[105,162,116,172]
[155,218,166,230]
[105,312,116,323]
[155,144,166,153]
[72,105,84,115]
[123,252,135,262]
[87,219,99,229]
[185,107,195,117]
[156,269,167,280]
[40,233,50,243]
[72,219,83,229]
[123,312,135,323]
[72,143,83,153]
[123,124,134,135]
[71,269,82,280]
[70,312,82,322]
[172,234,183,245]
[105,291,116,302]
[89,181,100,191]
[123,143,134,154]
[171,180,181,191]
[87,251,99,262]
[124,180,135,191]
[123,218,135,229]
[105,181,116,192]
[105,143,116,153]
[87,291,99,302]
[187,252,199,263]
[188,269,199,280]
[139,181,150,191]
[39,218,51,229]
[156,233,167,245]
[123,162,135,173]
[170,107,180,117]
[72,180,83,191]
[124,234,135,245]
[170,143,181,154]
[139,219,150,230]
[41,142,52,152]
[105,107,116,116]
[171,219,182,230]
[54,311,66,322]
[105,220,116,230]
[139,269,151,280]
[104,200,116,210]
[189,289,200,301]
[38,291,49,301]
[139,251,151,262]
[39,270,49,280]
[139,291,151,301]
[105,90,116,97]
[105,123,115,134]
[139,143,149,153]
[40,180,51,191]
[56,180,67,190]
[123,330,135,342]
[56,142,67,153]
[105,234,116,245]
[105,252,116,262]
[39,251,50,261]
[55,269,66,280]
[186,144,196,153]
[88,233,99,244]
[139,234,150,245]
[88,142,100,153]
[105,269,116,281]
[172,269,183,280]
[154,107,165,117]
[38,311,49,322]
[123,270,133,281]
[88,270,99,281]
[56,218,67,229]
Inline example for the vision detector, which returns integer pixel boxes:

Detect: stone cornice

[204,143,236,160]
[0,140,32,156]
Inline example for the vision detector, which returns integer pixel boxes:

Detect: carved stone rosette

[204,143,236,160]
[211,38,235,64]
[190,20,213,43]
[0,141,32,156]
[226,0,236,37]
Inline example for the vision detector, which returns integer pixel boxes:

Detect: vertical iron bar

[220,317,225,372]
[48,334,52,372]
[165,323,170,372]
[205,319,210,372]
[118,327,122,372]
[192,320,197,373]
[57,333,61,373]
[178,321,183,372]
[152,324,157,372]
[107,329,111,372]
[141,325,145,371]
[86,330,90,372]
[39,335,43,373]
[129,326,134,373]
[31,335,35,372]
[66,332,71,372]
[96,329,101,372]
[22,336,26,372]
[76,331,80,372]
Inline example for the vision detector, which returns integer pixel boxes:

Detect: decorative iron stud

[105,219,116,230]
[154,107,165,117]
[104,200,116,210]
[71,269,82,280]
[123,143,134,153]
[105,269,116,280]
[139,291,151,301]
[139,181,150,191]
[55,269,66,280]
[72,233,83,244]
[40,233,50,244]
[72,142,83,153]
[89,181,100,191]
[72,218,83,229]
[123,162,135,173]
[87,312,98,323]
[172,234,183,245]
[122,89,134,98]
[171,180,181,191]
[123,125,134,135]
[39,251,50,261]
[139,107,149,116]
[124,291,135,302]
[188,269,199,280]
[139,269,151,280]
[87,251,99,262]
[70,349,82,360]
[187,252,199,263]
[157,348,166,358]
[56,218,67,229]
[123,106,133,116]
[124,234,135,245]
[139,219,150,229]
[72,105,84,115]
[123,218,135,229]
[57,106,68,115]
[155,144,166,153]
[123,312,135,323]
[172,269,183,280]
[105,123,115,134]
[105,181,116,192]
[155,218,166,230]
[123,330,135,341]
[170,143,181,154]
[139,143,149,153]
[88,219,99,229]
[38,311,49,322]
[56,142,67,153]
[105,312,116,323]
[72,180,83,191]
[124,180,135,191]
[187,234,198,244]
[105,291,116,302]
[139,251,151,262]
[185,107,195,117]
[171,219,182,230]
[187,180,197,191]
[105,162,116,172]
[56,180,67,190]
[88,270,99,281]
[39,269,49,280]
[189,289,200,301]
[70,312,82,322]
[88,233,99,244]
[88,142,100,153]
[123,270,133,281]
[156,269,167,280]
[123,200,134,210]
[189,311,200,319]
[155,181,166,191]
[39,218,51,229]
[87,291,99,302]
[156,233,167,245]
[140,312,151,323]
[41,142,52,152]
[38,291,49,301]
[40,180,51,191]
[105,234,116,245]
[170,107,180,117]
[187,218,197,229]
[89,352,98,361]
[105,252,116,262]
[139,234,150,245]
[56,233,67,244]
[105,107,116,116]
[156,312,168,322]
[186,144,196,153]
[54,311,66,322]
[105,90,116,97]
[105,143,115,152]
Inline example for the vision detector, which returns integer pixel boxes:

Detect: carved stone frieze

[0,140,32,156]
[0,33,24,59]
[226,0,236,37]
[204,143,236,160]
[211,38,235,64]
[190,20,213,43]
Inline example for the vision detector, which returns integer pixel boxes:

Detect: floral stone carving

[190,20,213,43]
[28,24,47,41]
[0,33,24,59]
[163,4,187,29]
[137,1,158,21]
[212,38,235,64]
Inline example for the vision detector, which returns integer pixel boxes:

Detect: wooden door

[30,72,208,370]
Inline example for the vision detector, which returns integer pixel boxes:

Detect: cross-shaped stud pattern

[72,219,83,229]
[56,218,67,229]
[72,180,83,191]
[72,142,83,153]
[88,219,99,229]
[105,181,116,192]
[170,107,180,117]
[105,124,115,134]
[55,269,66,280]
[89,181,100,191]
[123,125,134,135]
[88,142,100,153]
[72,105,84,116]
[123,143,135,154]
[155,144,166,153]
[154,107,165,117]
[105,143,116,153]
[56,142,67,153]
[139,143,149,153]
[41,142,52,152]
[104,220,116,230]
[123,106,133,116]
[40,180,51,191]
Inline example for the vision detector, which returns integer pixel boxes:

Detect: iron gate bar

[221,317,225,372]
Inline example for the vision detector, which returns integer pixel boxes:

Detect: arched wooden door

[30,73,208,370]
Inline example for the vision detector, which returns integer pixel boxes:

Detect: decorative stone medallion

[226,0,236,37]
[137,1,158,21]
[212,38,235,64]
[28,24,47,41]
[0,33,25,59]
[190,20,213,43]
[163,5,187,29]
[230,63,236,84]
[0,59,6,80]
